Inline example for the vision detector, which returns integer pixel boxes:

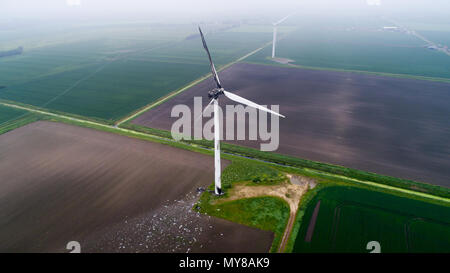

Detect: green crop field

[0,23,272,122]
[293,186,450,253]
[0,105,42,135]
[0,104,27,125]
[246,15,450,79]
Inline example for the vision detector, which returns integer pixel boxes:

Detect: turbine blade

[198,27,222,89]
[194,99,214,121]
[223,90,285,118]
[274,13,293,26]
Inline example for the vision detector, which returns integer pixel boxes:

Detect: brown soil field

[0,121,273,253]
[133,63,450,187]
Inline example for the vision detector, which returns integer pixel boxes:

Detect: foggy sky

[1,0,449,22]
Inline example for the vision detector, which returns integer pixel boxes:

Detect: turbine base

[215,187,224,196]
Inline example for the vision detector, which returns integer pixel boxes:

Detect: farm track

[277,212,296,253]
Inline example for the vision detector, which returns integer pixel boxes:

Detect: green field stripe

[306,168,450,204]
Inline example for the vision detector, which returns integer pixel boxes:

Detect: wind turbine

[272,14,292,58]
[198,27,285,195]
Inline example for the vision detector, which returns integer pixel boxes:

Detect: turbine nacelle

[208,88,224,99]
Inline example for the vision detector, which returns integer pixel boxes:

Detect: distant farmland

[0,23,271,121]
[247,15,450,79]
[133,63,450,187]
[293,186,450,253]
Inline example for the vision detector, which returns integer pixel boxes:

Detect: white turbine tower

[272,14,292,58]
[198,27,285,195]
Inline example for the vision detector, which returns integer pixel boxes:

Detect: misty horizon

[1,0,450,24]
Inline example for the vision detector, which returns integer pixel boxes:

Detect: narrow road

[278,212,296,253]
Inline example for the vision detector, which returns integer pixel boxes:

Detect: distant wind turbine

[272,14,292,58]
[198,27,285,195]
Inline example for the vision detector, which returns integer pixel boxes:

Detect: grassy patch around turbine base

[194,160,290,252]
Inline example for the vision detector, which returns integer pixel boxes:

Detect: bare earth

[0,121,273,253]
[133,63,450,187]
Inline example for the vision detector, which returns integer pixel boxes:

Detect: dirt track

[133,63,450,187]
[0,121,273,253]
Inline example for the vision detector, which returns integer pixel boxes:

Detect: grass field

[293,186,450,253]
[0,23,272,122]
[0,104,27,125]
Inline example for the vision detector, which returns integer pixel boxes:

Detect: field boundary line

[2,100,449,206]
[115,41,273,126]
[325,171,450,204]
[242,61,450,84]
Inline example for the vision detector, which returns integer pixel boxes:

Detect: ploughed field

[133,62,450,187]
[293,186,450,253]
[0,121,273,252]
